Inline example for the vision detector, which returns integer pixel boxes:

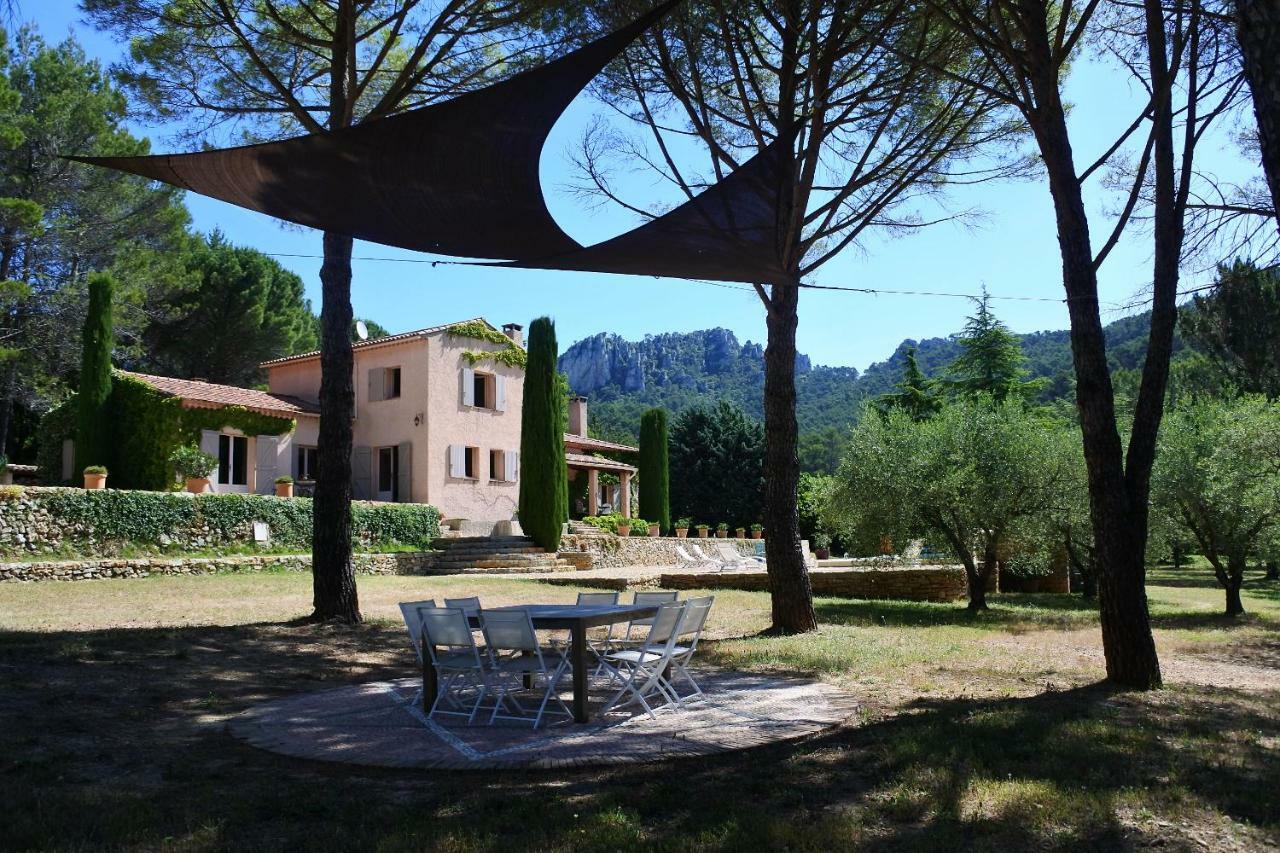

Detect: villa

[106,318,638,532]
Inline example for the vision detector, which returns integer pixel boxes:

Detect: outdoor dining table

[421,603,659,724]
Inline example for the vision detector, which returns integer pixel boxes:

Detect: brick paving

[231,669,859,770]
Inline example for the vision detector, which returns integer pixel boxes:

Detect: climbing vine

[448,321,527,368]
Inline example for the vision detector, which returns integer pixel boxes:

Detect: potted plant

[274,475,294,498]
[675,518,691,539]
[615,516,631,537]
[169,445,218,494]
[647,520,661,537]
[735,526,746,539]
[83,465,108,490]
[813,532,832,560]
[716,522,729,538]
[695,523,709,538]
[628,518,646,537]
[750,523,763,540]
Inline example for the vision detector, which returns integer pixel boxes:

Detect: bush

[169,445,218,479]
[676,517,692,529]
[274,475,293,485]
[0,485,22,501]
[582,513,631,535]
[84,465,108,475]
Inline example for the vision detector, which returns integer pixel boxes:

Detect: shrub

[676,517,691,529]
[83,465,108,475]
[0,485,22,501]
[582,513,632,535]
[751,523,763,532]
[716,522,729,532]
[274,475,293,485]
[170,445,218,479]
[812,532,832,550]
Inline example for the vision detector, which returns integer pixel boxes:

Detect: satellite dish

[355,320,369,341]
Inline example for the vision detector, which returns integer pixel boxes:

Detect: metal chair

[575,591,621,677]
[667,596,714,705]
[397,599,437,706]
[479,608,572,728]
[602,601,688,718]
[416,606,492,723]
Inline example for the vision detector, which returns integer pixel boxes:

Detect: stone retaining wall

[1,551,435,583]
[661,566,968,602]
[558,534,805,569]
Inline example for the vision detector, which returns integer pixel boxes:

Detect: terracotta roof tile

[258,317,509,368]
[565,451,637,473]
[563,433,638,454]
[119,371,319,418]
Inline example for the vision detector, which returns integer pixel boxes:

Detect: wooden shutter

[397,442,412,502]
[352,446,372,499]
[255,436,279,494]
[505,450,517,483]
[461,367,474,406]
[200,430,220,490]
[495,375,507,412]
[448,444,464,478]
[367,368,384,403]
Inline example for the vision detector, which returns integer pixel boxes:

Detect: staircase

[429,536,577,574]
[566,520,612,539]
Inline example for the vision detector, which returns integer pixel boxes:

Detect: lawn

[0,565,1276,851]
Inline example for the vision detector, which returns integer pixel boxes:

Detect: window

[377,446,399,501]
[218,434,248,486]
[464,446,477,479]
[461,368,506,411]
[490,449,503,481]
[449,444,483,480]
[490,449,519,482]
[296,446,318,480]
[368,366,402,402]
[473,372,488,408]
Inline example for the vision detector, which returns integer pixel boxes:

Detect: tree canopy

[1180,260,1280,400]
[669,401,765,531]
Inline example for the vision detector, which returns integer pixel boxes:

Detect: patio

[232,669,859,770]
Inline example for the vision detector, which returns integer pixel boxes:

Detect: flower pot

[717,529,728,538]
[275,482,294,498]
[675,528,688,539]
[648,523,660,537]
[735,529,746,539]
[83,473,107,490]
[616,524,631,537]
[185,477,210,494]
[697,528,708,538]
[751,531,762,540]
[816,548,831,560]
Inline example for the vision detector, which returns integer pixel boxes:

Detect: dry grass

[0,564,1276,851]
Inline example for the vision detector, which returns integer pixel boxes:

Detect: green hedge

[36,399,77,485]
[31,489,440,551]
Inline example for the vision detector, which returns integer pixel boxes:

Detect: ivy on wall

[36,398,77,485]
[449,320,527,368]
[178,406,294,444]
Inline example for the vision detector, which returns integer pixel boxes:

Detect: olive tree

[828,400,1073,610]
[1152,396,1280,615]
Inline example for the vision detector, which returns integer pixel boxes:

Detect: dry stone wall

[1,551,436,583]
[559,534,790,569]
[661,566,968,602]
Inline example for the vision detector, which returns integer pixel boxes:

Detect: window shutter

[397,442,412,502]
[200,430,220,488]
[351,446,372,499]
[449,444,464,478]
[255,435,279,494]
[495,375,507,412]
[505,450,517,483]
[367,368,384,403]
[461,368,474,406]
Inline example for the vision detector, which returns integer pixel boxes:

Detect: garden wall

[661,566,968,602]
[558,534,814,569]
[1,551,435,583]
[0,486,440,557]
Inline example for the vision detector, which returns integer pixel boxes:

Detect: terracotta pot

[83,473,107,490]
[717,529,728,538]
[816,548,831,560]
[751,530,762,540]
[275,482,294,498]
[735,529,746,539]
[185,477,210,494]
[616,524,631,537]
[648,523,660,537]
[697,528,709,538]
[676,528,688,539]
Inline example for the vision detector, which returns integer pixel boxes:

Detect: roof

[565,452,637,473]
[258,317,504,368]
[120,371,320,419]
[563,433,638,454]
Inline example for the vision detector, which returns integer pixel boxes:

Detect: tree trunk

[311,231,360,623]
[1225,554,1247,616]
[965,555,989,612]
[1266,560,1278,581]
[0,361,16,457]
[1236,0,1280,226]
[1033,77,1162,689]
[761,280,816,634]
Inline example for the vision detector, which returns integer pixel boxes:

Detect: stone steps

[430,536,577,574]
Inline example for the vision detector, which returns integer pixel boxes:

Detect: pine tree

[1180,260,1280,399]
[945,290,1031,403]
[878,347,941,420]
[638,408,670,533]
[518,317,568,551]
[76,272,114,473]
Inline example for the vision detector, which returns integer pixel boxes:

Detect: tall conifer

[518,317,568,550]
[76,272,114,473]
[638,408,670,532]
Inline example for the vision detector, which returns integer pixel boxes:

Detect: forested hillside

[562,310,1191,444]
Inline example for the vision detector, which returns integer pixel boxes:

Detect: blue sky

[31,1,1262,371]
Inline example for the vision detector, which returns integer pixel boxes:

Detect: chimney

[502,322,523,347]
[568,396,588,437]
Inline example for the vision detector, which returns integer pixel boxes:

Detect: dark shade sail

[74,0,793,286]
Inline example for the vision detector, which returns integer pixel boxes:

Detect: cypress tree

[638,408,670,533]
[76,272,114,474]
[518,317,568,551]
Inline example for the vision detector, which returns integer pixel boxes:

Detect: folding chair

[675,545,717,571]
[613,591,680,650]
[398,599,437,705]
[576,591,621,677]
[602,601,688,719]
[479,609,573,728]
[667,596,714,705]
[417,606,492,723]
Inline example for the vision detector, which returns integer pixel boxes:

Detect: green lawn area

[0,564,1276,851]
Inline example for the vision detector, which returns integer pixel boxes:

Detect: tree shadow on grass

[813,593,1099,634]
[1,621,1277,851]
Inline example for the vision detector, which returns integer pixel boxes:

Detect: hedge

[36,398,77,485]
[28,488,440,551]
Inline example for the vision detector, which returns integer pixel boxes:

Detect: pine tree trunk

[1236,0,1280,226]
[1036,80,1162,689]
[761,280,817,634]
[311,231,360,623]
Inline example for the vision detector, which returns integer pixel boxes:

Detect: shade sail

[74,0,793,286]
[72,2,680,260]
